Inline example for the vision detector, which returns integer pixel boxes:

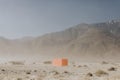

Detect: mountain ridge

[0,21,120,62]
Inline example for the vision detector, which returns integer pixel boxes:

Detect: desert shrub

[34,70,37,72]
[101,61,108,64]
[86,72,93,77]
[77,65,82,68]
[83,65,88,67]
[64,71,69,73]
[17,78,22,80]
[108,67,117,71]
[1,69,5,71]
[43,61,52,64]
[33,62,36,64]
[73,64,76,67]
[63,71,69,74]
[50,70,59,75]
[9,61,25,65]
[43,70,46,73]
[26,71,31,75]
[95,70,108,77]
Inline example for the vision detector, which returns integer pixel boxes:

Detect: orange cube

[52,58,68,66]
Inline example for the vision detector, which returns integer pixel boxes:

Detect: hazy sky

[0,0,120,39]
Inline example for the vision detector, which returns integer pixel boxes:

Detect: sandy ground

[0,61,120,80]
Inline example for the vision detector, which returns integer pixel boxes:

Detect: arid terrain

[0,20,120,80]
[0,61,120,80]
[0,0,120,79]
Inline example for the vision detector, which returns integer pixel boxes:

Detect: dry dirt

[0,61,120,80]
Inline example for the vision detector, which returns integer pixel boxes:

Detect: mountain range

[1,20,120,62]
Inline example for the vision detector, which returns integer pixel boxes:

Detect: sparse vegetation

[83,65,88,67]
[43,70,46,73]
[101,61,108,64]
[77,65,82,68]
[43,61,52,64]
[108,67,117,71]
[95,70,108,77]
[9,61,25,65]
[34,70,37,72]
[73,64,76,67]
[1,69,5,71]
[26,71,31,75]
[86,72,93,77]
[63,71,69,74]
[50,70,59,75]
[17,78,22,80]
[33,62,36,64]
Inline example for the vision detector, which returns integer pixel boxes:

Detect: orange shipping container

[52,58,68,66]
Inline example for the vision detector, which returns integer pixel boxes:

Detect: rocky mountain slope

[0,20,120,62]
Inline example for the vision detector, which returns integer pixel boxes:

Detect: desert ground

[0,20,119,80]
[0,61,119,80]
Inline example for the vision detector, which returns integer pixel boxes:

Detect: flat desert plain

[0,61,119,80]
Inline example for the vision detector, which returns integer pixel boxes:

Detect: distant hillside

[1,20,120,62]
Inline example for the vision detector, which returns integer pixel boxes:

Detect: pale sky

[0,0,120,39]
